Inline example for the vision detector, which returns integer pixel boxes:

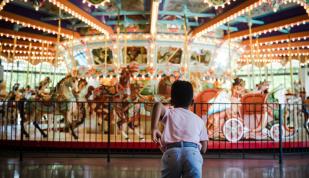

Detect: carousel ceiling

[0,0,308,66]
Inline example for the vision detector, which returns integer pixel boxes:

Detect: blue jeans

[161,147,203,178]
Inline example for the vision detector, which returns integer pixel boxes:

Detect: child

[151,80,208,178]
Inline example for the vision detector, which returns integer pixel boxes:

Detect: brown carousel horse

[85,64,144,140]
[19,75,88,139]
[157,75,176,103]
[116,75,176,139]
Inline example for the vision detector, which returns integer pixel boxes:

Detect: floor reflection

[0,156,309,178]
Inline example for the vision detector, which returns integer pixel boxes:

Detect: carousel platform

[1,124,309,151]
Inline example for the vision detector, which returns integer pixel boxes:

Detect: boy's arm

[200,121,208,154]
[200,140,208,154]
[151,102,166,143]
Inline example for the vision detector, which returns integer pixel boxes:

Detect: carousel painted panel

[92,47,113,65]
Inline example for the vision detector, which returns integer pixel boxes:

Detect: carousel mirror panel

[157,47,182,64]
[92,47,113,65]
[123,46,147,64]
[191,49,212,66]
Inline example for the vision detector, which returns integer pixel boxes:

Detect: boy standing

[151,80,208,178]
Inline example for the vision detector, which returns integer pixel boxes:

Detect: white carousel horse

[268,87,304,142]
[19,75,87,140]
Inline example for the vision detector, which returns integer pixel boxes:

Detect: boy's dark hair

[171,80,193,107]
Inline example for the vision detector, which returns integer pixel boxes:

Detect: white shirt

[160,108,208,150]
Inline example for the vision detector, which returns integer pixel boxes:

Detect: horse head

[12,83,20,92]
[38,77,51,90]
[85,85,95,100]
[119,63,139,88]
[158,75,175,98]
[72,78,88,101]
[54,74,79,101]
[75,78,88,93]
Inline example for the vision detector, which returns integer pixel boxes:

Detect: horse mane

[51,75,72,94]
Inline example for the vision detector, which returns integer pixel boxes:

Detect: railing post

[107,102,111,163]
[278,103,283,165]
[19,100,24,162]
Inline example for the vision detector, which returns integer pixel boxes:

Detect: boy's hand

[152,129,162,143]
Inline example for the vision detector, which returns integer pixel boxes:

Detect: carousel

[0,0,309,150]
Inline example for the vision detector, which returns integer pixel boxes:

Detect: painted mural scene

[0,0,309,177]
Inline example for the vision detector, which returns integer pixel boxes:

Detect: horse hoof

[43,134,48,138]
[73,135,78,140]
[139,138,145,141]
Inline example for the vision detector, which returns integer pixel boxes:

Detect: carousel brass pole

[29,51,34,87]
[114,8,120,70]
[284,60,286,88]
[227,22,232,80]
[288,32,294,93]
[69,38,76,68]
[104,38,108,73]
[248,10,255,90]
[39,43,44,82]
[9,37,17,90]
[7,52,12,91]
[115,26,120,69]
[26,42,32,85]
[297,47,302,87]
[255,37,262,82]
[271,61,274,90]
[124,28,127,66]
[183,14,189,79]
[265,65,268,81]
[45,43,50,79]
[54,9,62,86]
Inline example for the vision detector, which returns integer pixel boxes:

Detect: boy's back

[161,108,207,150]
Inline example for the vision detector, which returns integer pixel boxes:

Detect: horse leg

[69,123,78,140]
[128,114,145,140]
[65,108,79,140]
[33,121,48,138]
[33,113,47,138]
[115,109,130,140]
[18,103,29,138]
[20,120,29,138]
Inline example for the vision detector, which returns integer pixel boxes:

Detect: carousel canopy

[0,0,308,68]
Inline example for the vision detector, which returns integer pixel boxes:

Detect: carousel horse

[190,72,203,94]
[157,75,175,103]
[122,75,176,138]
[0,83,22,125]
[120,81,158,139]
[85,64,145,140]
[19,75,87,139]
[274,83,307,140]
[35,77,52,101]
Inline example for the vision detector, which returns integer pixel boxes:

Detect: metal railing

[0,100,309,162]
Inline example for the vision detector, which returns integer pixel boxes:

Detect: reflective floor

[0,154,309,178]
